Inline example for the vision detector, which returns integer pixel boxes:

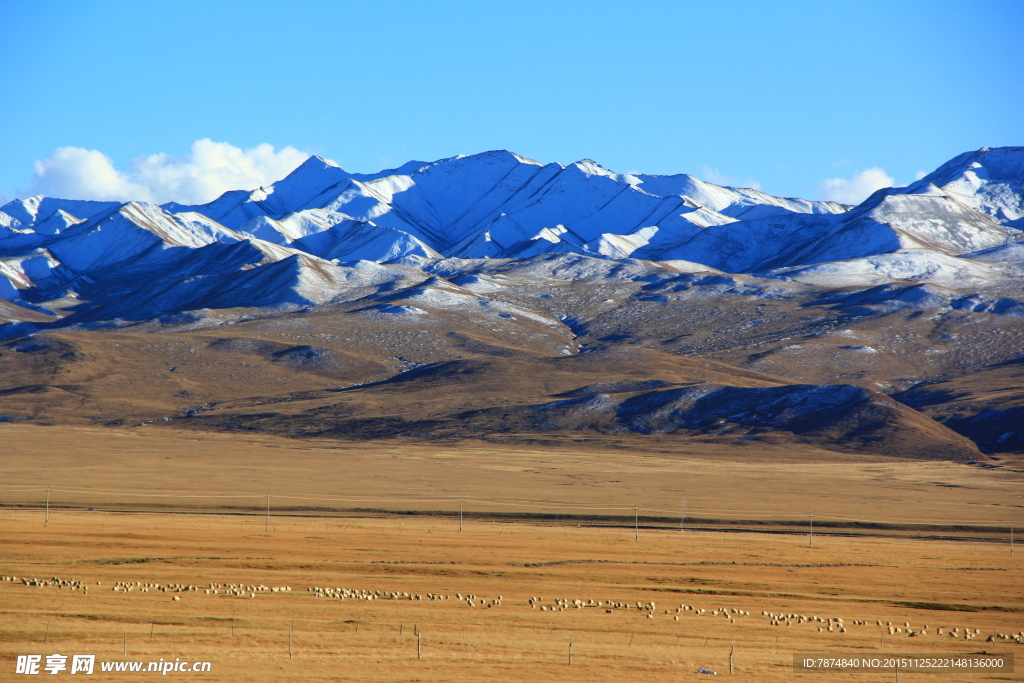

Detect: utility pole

[45,487,50,527]
[569,636,573,666]
[459,498,463,535]
[266,493,270,532]
[808,514,813,548]
[1011,522,1015,557]
[634,506,639,542]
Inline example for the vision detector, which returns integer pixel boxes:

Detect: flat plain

[2,425,1022,682]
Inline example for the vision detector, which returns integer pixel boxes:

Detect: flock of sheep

[1,575,290,601]
[3,575,87,592]
[757,610,1024,643]
[528,597,747,621]
[309,586,502,608]
[527,595,1024,643]
[3,574,1021,644]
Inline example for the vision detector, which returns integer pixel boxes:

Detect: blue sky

[1,0,1021,206]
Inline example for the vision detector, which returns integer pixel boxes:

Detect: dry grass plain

[2,424,1023,682]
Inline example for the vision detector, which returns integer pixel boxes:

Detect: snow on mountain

[767,249,1000,288]
[0,250,61,299]
[158,150,862,264]
[0,195,120,234]
[232,148,1020,269]
[637,182,1019,274]
[349,273,564,328]
[965,242,1024,263]
[42,202,241,275]
[632,172,850,219]
[54,239,374,324]
[823,188,1014,254]
[583,225,661,259]
[629,211,825,271]
[289,217,442,262]
[899,146,1024,224]
[1,146,1022,328]
[805,282,958,315]
[29,210,86,237]
[160,155,432,230]
[469,252,706,283]
[0,262,27,300]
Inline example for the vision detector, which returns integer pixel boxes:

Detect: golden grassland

[1,512,1022,682]
[1,424,1022,681]
[2,424,1022,525]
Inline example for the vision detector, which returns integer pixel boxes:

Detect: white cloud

[699,165,761,190]
[914,170,928,180]
[30,147,152,202]
[28,139,309,205]
[818,167,894,205]
[131,139,308,205]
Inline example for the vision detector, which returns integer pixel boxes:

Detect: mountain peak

[305,154,340,169]
[900,146,1024,223]
[284,155,344,177]
[460,149,544,168]
[572,159,612,174]
[910,146,1024,191]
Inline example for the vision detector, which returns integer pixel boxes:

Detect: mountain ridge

[2,146,1022,460]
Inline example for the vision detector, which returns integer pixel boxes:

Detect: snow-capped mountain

[2,146,1023,459]
[898,146,1024,227]
[1,146,1022,325]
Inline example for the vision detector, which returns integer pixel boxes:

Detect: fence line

[0,488,1004,523]
[0,486,1018,534]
